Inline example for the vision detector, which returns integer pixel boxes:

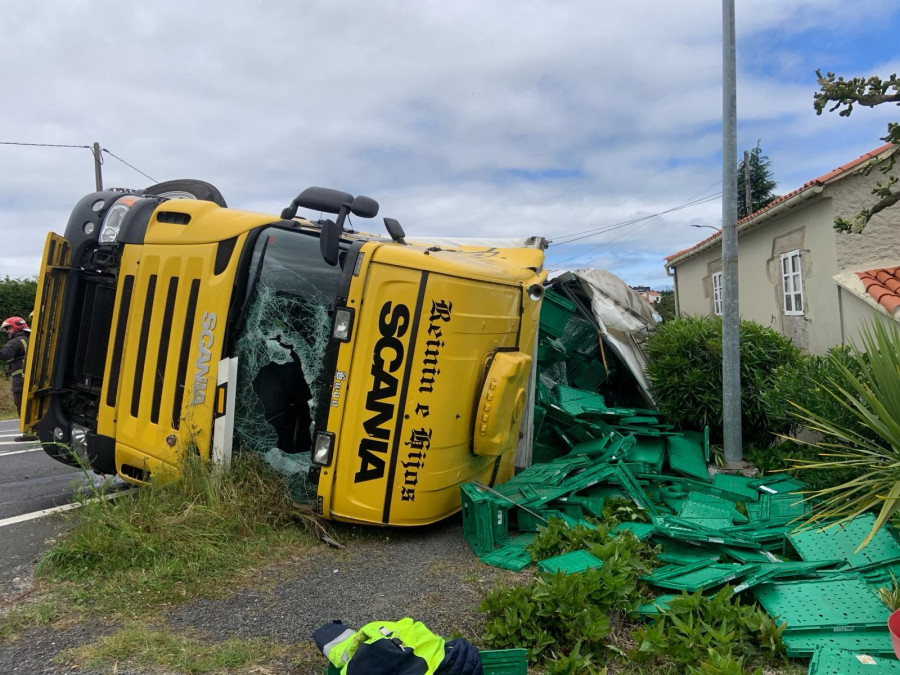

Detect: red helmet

[1,317,28,333]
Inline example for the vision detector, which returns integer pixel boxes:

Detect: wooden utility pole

[744,150,752,217]
[92,142,103,191]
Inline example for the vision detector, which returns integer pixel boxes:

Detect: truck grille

[107,262,202,433]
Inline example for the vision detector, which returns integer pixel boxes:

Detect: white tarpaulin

[572,268,657,405]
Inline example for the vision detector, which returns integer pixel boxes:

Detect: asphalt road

[0,419,89,599]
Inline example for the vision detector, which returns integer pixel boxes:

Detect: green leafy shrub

[480,570,611,664]
[744,439,862,492]
[482,518,657,668]
[544,641,608,674]
[632,587,784,674]
[784,320,900,546]
[645,316,801,446]
[764,344,870,440]
[686,650,763,675]
[526,519,611,561]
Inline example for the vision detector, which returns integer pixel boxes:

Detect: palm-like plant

[788,319,900,548]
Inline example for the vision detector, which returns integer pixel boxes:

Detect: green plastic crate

[460,483,509,557]
[538,550,604,576]
[807,646,900,674]
[567,355,607,391]
[539,290,576,338]
[480,648,529,675]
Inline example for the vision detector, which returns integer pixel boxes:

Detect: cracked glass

[232,227,344,502]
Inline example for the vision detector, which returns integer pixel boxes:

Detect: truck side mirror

[384,218,406,244]
[320,219,341,266]
[351,195,379,219]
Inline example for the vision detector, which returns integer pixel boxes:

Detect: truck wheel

[143,179,227,207]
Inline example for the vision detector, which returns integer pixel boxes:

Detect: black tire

[143,179,227,207]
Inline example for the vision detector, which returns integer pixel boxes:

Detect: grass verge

[60,624,326,674]
[1,451,331,648]
[0,374,16,420]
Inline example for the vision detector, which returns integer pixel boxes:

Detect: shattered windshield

[233,227,345,501]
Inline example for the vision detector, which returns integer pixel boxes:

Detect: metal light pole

[721,0,743,465]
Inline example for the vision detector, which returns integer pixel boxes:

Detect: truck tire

[143,179,227,207]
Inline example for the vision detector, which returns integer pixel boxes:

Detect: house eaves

[664,143,897,271]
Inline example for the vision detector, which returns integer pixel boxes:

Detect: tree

[736,141,778,220]
[814,70,900,233]
[0,276,37,348]
[655,290,675,322]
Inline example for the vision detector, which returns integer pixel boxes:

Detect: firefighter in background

[1,316,37,442]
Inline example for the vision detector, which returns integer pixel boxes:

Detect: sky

[1,1,898,289]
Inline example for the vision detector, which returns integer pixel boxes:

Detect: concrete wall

[839,289,899,347]
[672,160,899,355]
[830,167,900,273]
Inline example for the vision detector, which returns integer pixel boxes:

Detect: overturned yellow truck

[22,181,547,526]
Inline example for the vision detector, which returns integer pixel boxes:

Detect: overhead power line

[546,183,723,268]
[0,141,91,149]
[550,192,721,247]
[0,140,157,188]
[102,148,157,183]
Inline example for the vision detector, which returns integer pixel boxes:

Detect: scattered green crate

[642,562,757,592]
[537,550,604,576]
[781,629,895,659]
[807,646,900,674]
[539,290,576,338]
[461,483,509,557]
[753,575,890,631]
[666,435,710,482]
[789,514,900,568]
[480,544,533,572]
[479,648,529,675]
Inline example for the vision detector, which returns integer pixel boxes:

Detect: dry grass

[0,375,17,421]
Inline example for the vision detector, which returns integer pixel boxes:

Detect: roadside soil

[0,514,525,674]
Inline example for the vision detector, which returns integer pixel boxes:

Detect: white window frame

[780,250,804,315]
[712,271,723,316]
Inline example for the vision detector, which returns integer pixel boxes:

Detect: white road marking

[0,492,123,529]
[0,447,42,457]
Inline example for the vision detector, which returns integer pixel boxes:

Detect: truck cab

[23,182,546,526]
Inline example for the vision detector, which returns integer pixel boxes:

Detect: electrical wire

[1,141,158,184]
[547,181,723,268]
[0,141,91,149]
[550,192,721,248]
[551,189,722,246]
[101,148,157,183]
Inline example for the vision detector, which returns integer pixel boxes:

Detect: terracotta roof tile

[856,266,900,318]
[665,143,896,265]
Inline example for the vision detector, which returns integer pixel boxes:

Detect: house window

[712,271,723,316]
[781,250,804,315]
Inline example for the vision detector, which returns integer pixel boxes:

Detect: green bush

[763,344,869,440]
[777,320,900,546]
[744,439,863,492]
[481,518,657,668]
[644,316,801,447]
[632,587,784,674]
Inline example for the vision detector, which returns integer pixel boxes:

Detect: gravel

[0,515,524,674]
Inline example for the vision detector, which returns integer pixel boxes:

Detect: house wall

[839,289,899,346]
[674,198,839,353]
[671,154,900,355]
[830,166,900,273]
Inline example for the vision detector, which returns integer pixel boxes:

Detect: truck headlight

[70,424,89,461]
[312,431,335,465]
[99,195,139,243]
[332,307,354,342]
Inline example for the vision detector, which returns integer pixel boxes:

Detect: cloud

[1,0,897,288]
